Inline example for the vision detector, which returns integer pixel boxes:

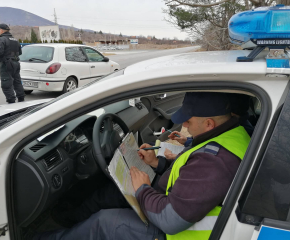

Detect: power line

[53,8,58,25]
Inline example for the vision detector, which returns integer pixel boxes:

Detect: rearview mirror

[103,57,109,62]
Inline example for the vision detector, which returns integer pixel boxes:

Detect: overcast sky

[4,0,188,40]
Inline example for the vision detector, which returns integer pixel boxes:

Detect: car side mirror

[103,57,109,62]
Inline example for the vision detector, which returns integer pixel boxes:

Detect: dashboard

[12,101,150,227]
[13,115,97,227]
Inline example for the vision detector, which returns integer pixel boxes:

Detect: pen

[166,129,180,138]
[137,146,161,151]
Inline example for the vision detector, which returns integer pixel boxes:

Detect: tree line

[19,28,83,44]
[19,38,83,44]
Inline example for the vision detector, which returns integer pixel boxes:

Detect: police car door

[213,88,290,240]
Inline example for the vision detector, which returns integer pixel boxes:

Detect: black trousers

[72,181,131,223]
[1,61,25,103]
[35,181,165,240]
[34,209,165,240]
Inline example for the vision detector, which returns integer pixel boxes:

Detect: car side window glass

[65,47,87,62]
[84,48,104,62]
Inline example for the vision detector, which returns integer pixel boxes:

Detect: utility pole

[54,8,58,25]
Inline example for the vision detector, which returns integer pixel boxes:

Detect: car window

[65,47,87,62]
[83,48,104,62]
[19,46,54,62]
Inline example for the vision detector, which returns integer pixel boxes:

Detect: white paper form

[119,133,155,182]
[108,149,135,195]
[156,142,185,158]
[108,149,148,225]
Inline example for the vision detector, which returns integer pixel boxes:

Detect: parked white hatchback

[19,44,120,94]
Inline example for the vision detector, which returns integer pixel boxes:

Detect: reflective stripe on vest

[166,126,250,240]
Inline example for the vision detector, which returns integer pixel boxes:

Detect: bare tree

[163,0,278,50]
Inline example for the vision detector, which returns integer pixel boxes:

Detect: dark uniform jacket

[0,32,22,62]
[136,117,243,235]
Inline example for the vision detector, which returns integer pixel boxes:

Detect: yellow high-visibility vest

[166,126,250,240]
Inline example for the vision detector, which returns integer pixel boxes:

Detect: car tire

[24,90,33,95]
[63,77,77,93]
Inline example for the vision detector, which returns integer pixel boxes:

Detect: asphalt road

[0,46,199,105]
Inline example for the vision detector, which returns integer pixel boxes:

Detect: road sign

[130,39,138,44]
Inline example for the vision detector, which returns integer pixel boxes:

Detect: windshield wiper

[28,58,47,62]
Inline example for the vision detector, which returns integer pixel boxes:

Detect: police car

[0,5,290,240]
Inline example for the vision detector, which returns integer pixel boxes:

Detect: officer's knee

[92,209,113,221]
[89,209,119,226]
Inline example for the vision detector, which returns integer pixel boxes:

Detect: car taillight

[46,63,61,74]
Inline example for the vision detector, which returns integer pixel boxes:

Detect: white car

[1,6,290,240]
[19,44,120,94]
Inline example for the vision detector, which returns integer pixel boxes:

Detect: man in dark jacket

[35,92,250,240]
[0,23,25,103]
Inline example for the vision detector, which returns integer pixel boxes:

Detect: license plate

[23,81,38,88]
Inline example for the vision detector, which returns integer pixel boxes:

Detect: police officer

[0,23,25,104]
[34,92,250,240]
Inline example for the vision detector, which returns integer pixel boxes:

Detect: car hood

[0,99,52,117]
[124,50,257,75]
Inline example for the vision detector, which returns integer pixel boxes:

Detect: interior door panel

[140,92,185,144]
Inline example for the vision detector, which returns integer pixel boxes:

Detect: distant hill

[0,7,56,27]
[0,7,93,31]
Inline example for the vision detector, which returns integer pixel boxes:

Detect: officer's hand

[138,143,159,168]
[168,131,187,145]
[164,148,177,160]
[130,167,151,191]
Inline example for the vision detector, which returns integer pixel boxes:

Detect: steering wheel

[92,113,129,177]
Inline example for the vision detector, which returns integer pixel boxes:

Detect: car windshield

[19,46,54,62]
[0,69,125,131]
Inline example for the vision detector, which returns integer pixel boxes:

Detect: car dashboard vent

[30,143,46,152]
[42,149,62,171]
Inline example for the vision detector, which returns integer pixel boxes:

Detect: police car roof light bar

[236,46,266,62]
[229,4,290,65]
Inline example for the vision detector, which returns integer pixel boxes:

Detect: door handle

[155,93,167,100]
[153,105,181,120]
[91,66,95,68]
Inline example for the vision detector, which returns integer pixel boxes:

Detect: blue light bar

[229,5,290,46]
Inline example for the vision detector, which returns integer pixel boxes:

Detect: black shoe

[18,97,25,102]
[7,100,15,104]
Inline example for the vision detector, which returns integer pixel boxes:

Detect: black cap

[0,24,10,30]
[171,92,231,124]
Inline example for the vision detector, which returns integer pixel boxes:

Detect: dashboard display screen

[63,127,89,153]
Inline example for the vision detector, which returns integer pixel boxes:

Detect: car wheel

[63,77,77,93]
[24,90,33,95]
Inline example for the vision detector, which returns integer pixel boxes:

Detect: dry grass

[166,127,192,146]
[131,44,192,50]
[194,47,207,52]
